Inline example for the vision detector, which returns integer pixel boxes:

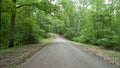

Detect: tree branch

[16,3,35,9]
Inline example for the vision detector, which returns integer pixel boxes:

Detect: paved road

[19,35,114,68]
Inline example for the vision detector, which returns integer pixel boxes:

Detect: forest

[1,0,120,51]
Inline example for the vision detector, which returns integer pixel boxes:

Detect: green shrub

[96,38,114,49]
[72,37,81,42]
[72,35,89,43]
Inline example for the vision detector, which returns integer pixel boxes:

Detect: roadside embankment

[0,38,53,68]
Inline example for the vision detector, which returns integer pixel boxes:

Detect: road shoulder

[69,40,120,68]
[0,38,53,68]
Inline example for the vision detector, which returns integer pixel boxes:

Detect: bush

[113,45,120,51]
[72,37,81,42]
[15,17,46,45]
[63,28,77,40]
[96,38,114,49]
[72,35,89,43]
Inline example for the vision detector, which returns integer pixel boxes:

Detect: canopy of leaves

[1,0,120,51]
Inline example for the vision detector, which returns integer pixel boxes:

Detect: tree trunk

[9,0,16,47]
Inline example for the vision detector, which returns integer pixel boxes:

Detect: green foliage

[58,0,120,51]
[72,37,81,42]
[1,0,13,13]
[15,17,41,45]
[96,38,114,48]
[64,28,75,40]
[1,0,120,52]
[0,0,59,49]
[0,13,11,49]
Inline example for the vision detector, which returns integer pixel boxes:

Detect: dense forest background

[1,0,120,51]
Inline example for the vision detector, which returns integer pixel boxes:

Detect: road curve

[19,35,114,68]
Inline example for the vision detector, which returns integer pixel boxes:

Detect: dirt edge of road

[0,38,53,68]
[69,41,120,68]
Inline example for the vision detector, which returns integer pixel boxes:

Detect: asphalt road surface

[19,35,114,68]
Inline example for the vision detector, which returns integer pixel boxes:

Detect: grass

[0,37,53,68]
[40,37,53,44]
[0,37,53,54]
[70,41,120,67]
[100,48,120,61]
[76,42,120,60]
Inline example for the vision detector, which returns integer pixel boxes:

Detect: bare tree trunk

[9,0,16,47]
